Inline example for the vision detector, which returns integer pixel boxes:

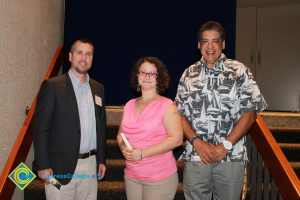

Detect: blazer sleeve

[33,80,55,171]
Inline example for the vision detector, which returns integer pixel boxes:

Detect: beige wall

[0,0,64,184]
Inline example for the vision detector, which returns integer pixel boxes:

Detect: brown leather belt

[78,149,97,159]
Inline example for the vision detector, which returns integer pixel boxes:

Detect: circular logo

[13,167,30,185]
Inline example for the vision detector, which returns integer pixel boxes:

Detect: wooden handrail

[0,45,67,200]
[249,114,300,199]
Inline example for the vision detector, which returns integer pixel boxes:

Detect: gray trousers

[183,161,244,200]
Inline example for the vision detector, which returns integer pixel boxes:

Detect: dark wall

[64,1,236,105]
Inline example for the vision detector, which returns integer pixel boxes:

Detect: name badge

[95,95,102,106]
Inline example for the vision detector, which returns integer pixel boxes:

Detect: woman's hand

[122,147,142,161]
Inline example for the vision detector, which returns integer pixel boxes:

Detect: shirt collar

[68,69,90,88]
[200,53,226,71]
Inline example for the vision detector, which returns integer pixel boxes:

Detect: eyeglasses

[138,71,158,78]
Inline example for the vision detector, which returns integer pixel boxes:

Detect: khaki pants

[124,172,178,200]
[45,155,97,200]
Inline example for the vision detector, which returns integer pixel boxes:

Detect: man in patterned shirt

[175,21,267,200]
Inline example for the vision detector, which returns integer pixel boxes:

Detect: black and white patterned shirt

[175,54,267,164]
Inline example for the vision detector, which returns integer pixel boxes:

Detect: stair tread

[261,111,300,117]
[269,127,300,131]
[106,159,124,166]
[106,139,117,145]
[279,143,300,148]
[290,162,300,169]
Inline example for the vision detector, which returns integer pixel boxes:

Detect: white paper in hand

[120,133,132,149]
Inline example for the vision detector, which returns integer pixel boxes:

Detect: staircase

[262,112,300,178]
[24,111,300,200]
[269,128,300,178]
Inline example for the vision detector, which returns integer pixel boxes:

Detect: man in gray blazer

[33,39,106,200]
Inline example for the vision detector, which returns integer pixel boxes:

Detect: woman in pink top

[117,57,183,200]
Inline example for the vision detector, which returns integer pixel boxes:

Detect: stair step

[270,127,300,143]
[290,162,300,178]
[262,112,300,128]
[290,162,300,169]
[279,143,300,162]
[106,140,122,159]
[105,125,119,140]
[279,143,300,149]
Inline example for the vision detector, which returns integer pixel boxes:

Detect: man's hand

[38,168,53,184]
[193,139,219,164]
[214,143,228,162]
[98,164,106,180]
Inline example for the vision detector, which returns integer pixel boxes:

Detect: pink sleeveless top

[121,97,177,181]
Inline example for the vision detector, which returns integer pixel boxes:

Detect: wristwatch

[189,135,199,146]
[222,140,233,150]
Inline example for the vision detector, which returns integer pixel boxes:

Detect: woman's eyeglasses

[138,71,158,78]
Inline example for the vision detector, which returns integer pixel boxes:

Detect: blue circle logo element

[14,167,30,185]
[9,162,36,190]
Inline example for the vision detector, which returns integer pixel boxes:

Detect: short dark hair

[130,57,170,94]
[197,21,226,41]
[70,39,94,52]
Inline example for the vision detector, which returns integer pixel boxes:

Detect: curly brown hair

[130,57,170,94]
